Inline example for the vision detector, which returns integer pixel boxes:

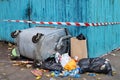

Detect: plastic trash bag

[55,53,71,67]
[55,52,62,63]
[76,33,86,40]
[64,59,77,70]
[11,48,20,60]
[60,53,71,67]
[33,57,63,71]
[55,53,77,70]
[78,57,112,76]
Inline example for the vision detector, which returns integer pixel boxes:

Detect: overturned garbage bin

[11,27,71,61]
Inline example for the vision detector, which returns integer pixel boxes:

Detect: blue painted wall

[0,0,29,42]
[0,0,120,57]
[30,0,88,36]
[86,0,120,57]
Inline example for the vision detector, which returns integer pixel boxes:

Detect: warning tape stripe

[1,19,120,27]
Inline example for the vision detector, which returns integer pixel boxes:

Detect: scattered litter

[82,78,87,80]
[46,74,51,78]
[55,53,77,71]
[50,78,56,80]
[111,54,116,56]
[34,57,63,71]
[36,76,41,80]
[96,77,102,80]
[2,73,6,76]
[31,69,43,77]
[100,64,106,70]
[12,60,33,68]
[61,70,69,77]
[8,43,12,47]
[20,68,25,71]
[68,78,74,80]
[8,47,13,50]
[8,46,115,79]
[11,48,18,57]
[76,33,86,40]
[43,70,49,72]
[11,48,20,60]
[12,63,19,66]
[96,73,99,76]
[49,68,81,78]
[56,53,71,67]
[8,54,11,56]
[112,71,117,76]
[12,60,33,64]
[8,43,14,50]
[70,73,80,78]
[55,52,61,63]
[26,64,32,68]
[87,73,96,77]
[64,59,77,71]
[51,72,55,77]
[73,56,79,62]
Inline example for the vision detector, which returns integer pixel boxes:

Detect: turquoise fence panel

[87,0,120,57]
[30,0,88,36]
[0,0,29,42]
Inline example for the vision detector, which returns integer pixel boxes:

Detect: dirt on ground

[0,41,120,80]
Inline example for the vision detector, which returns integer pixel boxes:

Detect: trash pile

[10,51,113,79]
[33,53,113,78]
[9,32,114,80]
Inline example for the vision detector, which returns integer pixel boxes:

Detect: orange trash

[64,59,77,71]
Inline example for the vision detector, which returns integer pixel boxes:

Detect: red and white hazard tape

[2,19,120,27]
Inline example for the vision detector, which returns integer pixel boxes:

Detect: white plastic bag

[60,53,71,67]
[55,52,70,67]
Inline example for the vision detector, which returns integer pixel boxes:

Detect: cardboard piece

[70,37,88,60]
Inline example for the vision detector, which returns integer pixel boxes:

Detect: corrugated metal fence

[0,0,120,57]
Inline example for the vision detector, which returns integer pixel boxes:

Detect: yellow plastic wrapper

[36,76,41,80]
[64,59,77,70]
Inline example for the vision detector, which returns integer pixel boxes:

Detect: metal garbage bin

[11,27,71,61]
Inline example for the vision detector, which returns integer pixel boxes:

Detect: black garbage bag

[33,57,63,71]
[76,33,86,40]
[78,57,112,76]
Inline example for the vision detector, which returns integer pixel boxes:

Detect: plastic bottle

[87,73,96,77]
[50,78,56,80]
[69,69,81,78]
[75,68,80,74]
[62,71,69,77]
[69,72,81,78]
[74,74,81,78]
[53,71,60,77]
[74,56,79,62]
